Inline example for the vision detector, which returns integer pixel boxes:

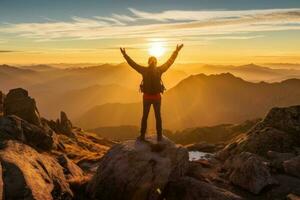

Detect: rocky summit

[87,136,189,200]
[87,136,245,200]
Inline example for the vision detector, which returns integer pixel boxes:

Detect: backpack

[140,79,166,94]
[139,69,166,94]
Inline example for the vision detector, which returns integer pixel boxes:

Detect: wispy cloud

[111,14,137,22]
[128,8,300,22]
[0,8,299,41]
[0,50,16,53]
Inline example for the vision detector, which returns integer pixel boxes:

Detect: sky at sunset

[0,0,300,64]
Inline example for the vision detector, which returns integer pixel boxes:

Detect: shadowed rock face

[0,115,55,150]
[57,154,84,180]
[87,136,189,200]
[3,88,42,126]
[218,105,300,159]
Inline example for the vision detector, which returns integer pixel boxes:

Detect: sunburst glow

[148,42,166,57]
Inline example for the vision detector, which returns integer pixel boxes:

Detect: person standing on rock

[120,44,184,141]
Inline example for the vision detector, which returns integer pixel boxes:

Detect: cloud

[193,35,265,41]
[111,14,137,22]
[94,16,125,25]
[128,8,300,22]
[0,8,300,41]
[0,50,16,53]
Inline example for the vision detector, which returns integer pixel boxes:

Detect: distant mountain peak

[191,72,243,82]
[239,63,270,70]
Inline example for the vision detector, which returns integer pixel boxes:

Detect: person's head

[148,56,157,67]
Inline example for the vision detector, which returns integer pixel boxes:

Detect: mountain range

[1,63,300,129]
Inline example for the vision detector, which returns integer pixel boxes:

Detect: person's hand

[175,44,184,52]
[120,47,126,56]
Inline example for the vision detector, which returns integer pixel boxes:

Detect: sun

[148,42,166,57]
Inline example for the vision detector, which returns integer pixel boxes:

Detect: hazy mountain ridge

[176,63,300,82]
[76,73,300,130]
[1,62,300,122]
[37,84,140,119]
[0,63,187,119]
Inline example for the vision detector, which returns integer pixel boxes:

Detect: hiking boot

[137,135,146,142]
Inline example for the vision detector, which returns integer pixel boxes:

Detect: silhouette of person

[120,44,183,141]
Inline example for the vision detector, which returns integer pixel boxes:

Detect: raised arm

[120,48,144,74]
[159,44,183,73]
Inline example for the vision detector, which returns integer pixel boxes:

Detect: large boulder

[163,176,242,200]
[219,105,300,159]
[3,88,42,126]
[0,140,73,200]
[0,115,55,150]
[224,152,277,194]
[87,136,189,200]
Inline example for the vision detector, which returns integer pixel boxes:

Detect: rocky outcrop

[0,87,116,199]
[47,111,75,138]
[210,105,300,198]
[219,105,300,159]
[87,136,189,200]
[60,111,73,133]
[3,88,42,126]
[0,115,55,150]
[283,156,300,178]
[224,152,277,194]
[0,140,73,200]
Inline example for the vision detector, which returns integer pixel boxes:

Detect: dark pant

[140,99,162,138]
